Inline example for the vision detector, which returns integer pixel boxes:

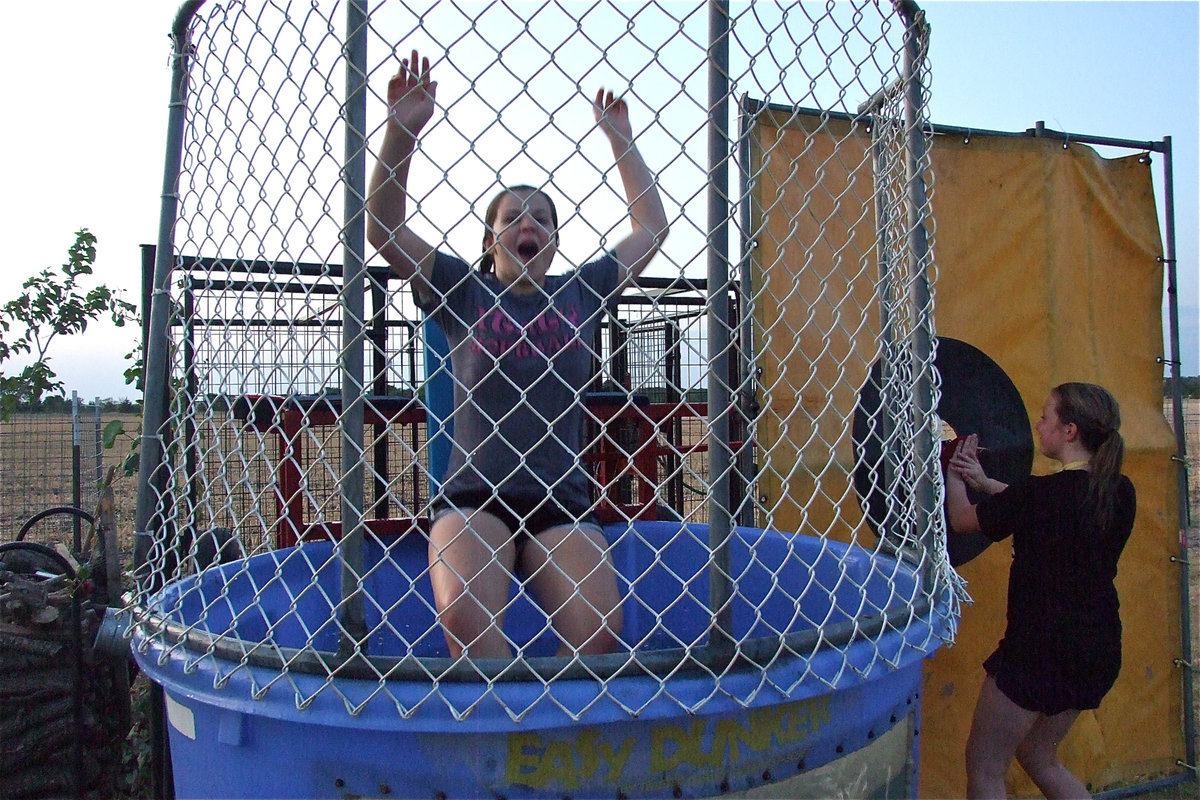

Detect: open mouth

[517,241,540,260]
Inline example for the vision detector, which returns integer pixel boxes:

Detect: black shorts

[431,489,603,556]
[984,648,1117,716]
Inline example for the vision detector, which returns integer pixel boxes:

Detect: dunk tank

[128,2,961,796]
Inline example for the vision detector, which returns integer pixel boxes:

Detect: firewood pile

[0,544,129,799]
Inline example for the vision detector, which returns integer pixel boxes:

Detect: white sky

[0,0,1196,401]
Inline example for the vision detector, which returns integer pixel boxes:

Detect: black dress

[975,469,1136,715]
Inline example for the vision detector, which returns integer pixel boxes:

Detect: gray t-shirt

[416,251,621,512]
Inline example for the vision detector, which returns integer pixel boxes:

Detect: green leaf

[103,419,127,449]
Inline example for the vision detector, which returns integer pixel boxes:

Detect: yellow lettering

[759,704,790,744]
[810,695,832,728]
[576,729,600,780]
[541,741,578,790]
[598,737,635,782]
[651,719,706,772]
[776,706,806,744]
[506,732,547,787]
[712,716,770,763]
[506,728,634,791]
[775,695,831,745]
[506,697,840,793]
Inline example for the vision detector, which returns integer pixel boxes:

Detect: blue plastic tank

[133,522,948,798]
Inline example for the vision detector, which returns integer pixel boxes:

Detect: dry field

[0,412,141,546]
[1173,397,1200,516]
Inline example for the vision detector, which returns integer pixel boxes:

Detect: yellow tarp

[746,110,880,543]
[747,108,1184,797]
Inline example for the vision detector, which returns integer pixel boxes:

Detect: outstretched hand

[593,88,634,147]
[949,433,988,492]
[387,49,438,137]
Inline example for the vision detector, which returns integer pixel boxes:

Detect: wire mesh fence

[0,397,125,541]
[126,0,961,724]
[1165,396,1200,520]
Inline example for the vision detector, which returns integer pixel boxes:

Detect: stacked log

[0,560,129,799]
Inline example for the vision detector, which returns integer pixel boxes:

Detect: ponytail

[1052,382,1125,531]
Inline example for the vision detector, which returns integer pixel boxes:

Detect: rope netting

[130,0,959,720]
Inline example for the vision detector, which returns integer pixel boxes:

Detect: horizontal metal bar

[179,318,416,330]
[178,258,710,295]
[1025,121,1166,152]
[857,76,904,116]
[1095,770,1195,799]
[133,592,932,684]
[185,278,344,295]
[742,99,1166,154]
[177,254,392,281]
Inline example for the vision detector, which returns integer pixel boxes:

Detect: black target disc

[851,336,1033,566]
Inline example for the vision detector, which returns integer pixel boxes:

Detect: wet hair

[1052,382,1125,531]
[478,185,559,274]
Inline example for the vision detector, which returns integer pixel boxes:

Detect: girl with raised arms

[367,50,668,659]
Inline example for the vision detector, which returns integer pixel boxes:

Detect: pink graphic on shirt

[470,305,584,359]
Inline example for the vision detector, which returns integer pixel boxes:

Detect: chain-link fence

[129,3,958,781]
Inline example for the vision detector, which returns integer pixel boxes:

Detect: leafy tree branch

[0,229,138,419]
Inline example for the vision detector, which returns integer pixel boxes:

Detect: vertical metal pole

[93,398,102,493]
[338,0,369,657]
[370,274,389,519]
[706,0,735,650]
[1162,136,1196,773]
[71,392,82,553]
[1163,137,1189,529]
[869,115,903,546]
[140,244,156,396]
[135,1,206,583]
[899,4,939,591]
[181,281,199,562]
[734,98,758,528]
[138,9,205,799]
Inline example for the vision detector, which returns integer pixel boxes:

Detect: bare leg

[428,509,516,659]
[522,524,623,655]
[1015,710,1089,799]
[966,676,1039,799]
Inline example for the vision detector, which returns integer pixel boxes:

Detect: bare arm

[367,50,438,293]
[945,466,981,533]
[593,89,669,287]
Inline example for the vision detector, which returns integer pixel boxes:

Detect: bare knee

[1015,739,1057,778]
[428,511,515,658]
[435,592,510,658]
[1013,710,1088,799]
[524,525,624,655]
[566,603,623,655]
[543,568,623,655]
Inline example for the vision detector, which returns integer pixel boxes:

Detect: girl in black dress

[946,383,1136,799]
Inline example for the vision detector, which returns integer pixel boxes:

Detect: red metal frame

[235,394,717,546]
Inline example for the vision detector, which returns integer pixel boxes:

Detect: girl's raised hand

[949,434,988,491]
[593,88,634,147]
[387,49,438,137]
